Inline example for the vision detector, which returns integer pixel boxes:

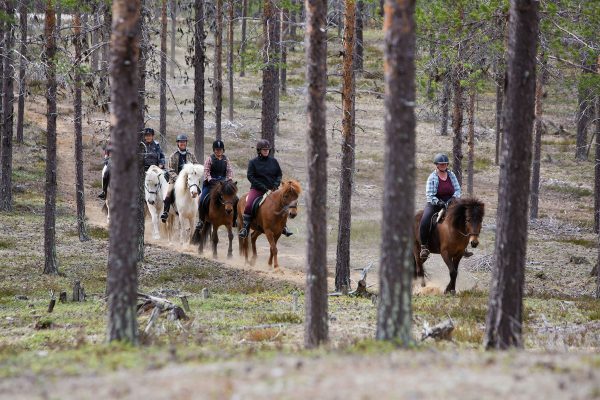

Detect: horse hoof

[227,253,233,259]
[445,289,456,295]
[420,280,426,288]
[274,268,284,274]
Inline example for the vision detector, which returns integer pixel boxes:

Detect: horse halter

[145,174,162,195]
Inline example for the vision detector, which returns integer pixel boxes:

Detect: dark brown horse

[237,180,301,271]
[413,198,485,294]
[192,180,238,258]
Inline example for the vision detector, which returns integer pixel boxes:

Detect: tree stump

[59,291,67,303]
[179,295,190,312]
[201,287,210,299]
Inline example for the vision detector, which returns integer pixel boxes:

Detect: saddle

[247,191,270,219]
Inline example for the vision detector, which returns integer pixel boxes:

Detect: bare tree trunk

[73,12,90,242]
[440,73,450,136]
[194,0,205,158]
[452,71,463,186]
[280,7,288,94]
[0,12,4,123]
[170,0,176,78]
[376,0,415,345]
[214,0,223,139]
[43,0,58,274]
[240,0,248,77]
[107,0,141,345]
[91,6,99,72]
[137,0,148,262]
[0,0,15,212]
[595,96,600,234]
[466,89,475,196]
[485,0,538,350]
[334,0,355,292]
[304,0,328,349]
[16,2,27,144]
[99,3,111,112]
[495,74,503,165]
[529,54,546,221]
[160,0,167,138]
[575,53,593,161]
[261,0,280,152]
[227,0,234,121]
[354,0,363,74]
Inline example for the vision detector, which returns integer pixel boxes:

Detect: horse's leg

[250,231,260,266]
[227,224,234,259]
[149,206,160,239]
[441,253,460,294]
[212,224,219,258]
[264,232,279,270]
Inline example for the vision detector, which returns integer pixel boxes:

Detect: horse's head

[144,167,162,205]
[213,180,238,215]
[448,198,485,248]
[279,180,302,219]
[184,163,203,198]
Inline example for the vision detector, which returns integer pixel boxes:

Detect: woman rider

[238,139,292,238]
[196,139,234,230]
[419,153,463,260]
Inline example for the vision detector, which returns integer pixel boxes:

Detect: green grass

[544,184,592,198]
[474,156,493,172]
[556,237,596,248]
[0,238,16,249]
[89,226,109,240]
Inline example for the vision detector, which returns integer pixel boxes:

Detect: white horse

[174,163,204,244]
[145,165,171,240]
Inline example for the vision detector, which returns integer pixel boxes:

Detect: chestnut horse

[191,180,238,258]
[237,180,301,270]
[413,198,485,294]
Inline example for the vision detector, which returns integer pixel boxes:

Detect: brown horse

[237,180,301,270]
[191,180,238,258]
[413,198,485,294]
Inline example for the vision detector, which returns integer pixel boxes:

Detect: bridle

[145,173,162,195]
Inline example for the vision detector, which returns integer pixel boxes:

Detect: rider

[238,139,293,239]
[196,139,234,230]
[419,153,464,261]
[98,128,165,200]
[160,134,198,222]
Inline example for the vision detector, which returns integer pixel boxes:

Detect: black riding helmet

[143,127,155,136]
[176,134,188,142]
[213,140,225,150]
[256,139,271,154]
[433,153,450,164]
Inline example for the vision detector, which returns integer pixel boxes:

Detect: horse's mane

[175,163,204,194]
[446,197,485,230]
[280,179,302,196]
[210,180,237,197]
[146,165,163,178]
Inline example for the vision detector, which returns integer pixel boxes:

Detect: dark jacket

[247,155,282,192]
[143,140,166,170]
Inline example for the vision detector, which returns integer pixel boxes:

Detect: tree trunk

[495,73,503,165]
[194,0,205,159]
[289,0,297,46]
[43,0,58,274]
[440,73,450,136]
[73,12,90,242]
[529,53,546,221]
[91,5,99,72]
[375,0,415,345]
[137,0,148,262]
[595,96,600,234]
[451,71,463,186]
[99,3,111,112]
[485,0,538,350]
[160,0,167,138]
[466,89,475,196]
[170,0,176,78]
[354,0,363,74]
[280,7,288,94]
[304,0,328,349]
[261,0,280,152]
[575,53,593,161]
[214,0,223,139]
[334,0,355,293]
[107,0,142,345]
[227,0,234,121]
[240,0,248,77]
[0,0,15,212]
[16,2,27,144]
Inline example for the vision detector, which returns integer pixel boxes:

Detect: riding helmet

[213,140,225,150]
[176,134,189,142]
[433,153,450,164]
[143,127,155,136]
[256,139,271,151]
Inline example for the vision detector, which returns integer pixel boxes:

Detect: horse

[174,163,204,244]
[101,163,110,224]
[191,180,238,258]
[236,180,301,271]
[413,197,485,294]
[144,165,172,240]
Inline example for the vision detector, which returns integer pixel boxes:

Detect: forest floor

[1,22,599,399]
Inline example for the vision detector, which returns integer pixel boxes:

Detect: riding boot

[196,204,205,230]
[161,196,171,222]
[282,226,293,237]
[463,248,474,258]
[238,214,252,238]
[419,245,430,260]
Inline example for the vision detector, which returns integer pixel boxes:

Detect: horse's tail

[199,222,212,247]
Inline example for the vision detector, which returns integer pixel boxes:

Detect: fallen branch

[137,292,188,321]
[421,318,455,341]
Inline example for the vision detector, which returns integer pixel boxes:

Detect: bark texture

[304,0,328,349]
[280,7,288,94]
[16,2,26,144]
[0,0,15,212]
[485,0,538,350]
[261,0,280,151]
[575,53,593,161]
[529,54,546,220]
[595,97,600,234]
[215,0,223,139]
[73,12,90,242]
[354,0,363,73]
[194,0,205,158]
[440,73,450,136]
[43,0,58,274]
[495,74,504,165]
[170,0,176,78]
[466,89,475,196]
[334,0,355,292]
[240,0,248,77]
[451,70,463,186]
[137,0,148,261]
[160,0,167,138]
[227,0,234,121]
[375,0,415,345]
[107,0,141,345]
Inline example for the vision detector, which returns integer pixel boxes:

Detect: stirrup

[238,228,248,238]
[419,247,430,259]
[282,227,293,237]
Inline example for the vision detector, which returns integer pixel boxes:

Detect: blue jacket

[143,140,166,170]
